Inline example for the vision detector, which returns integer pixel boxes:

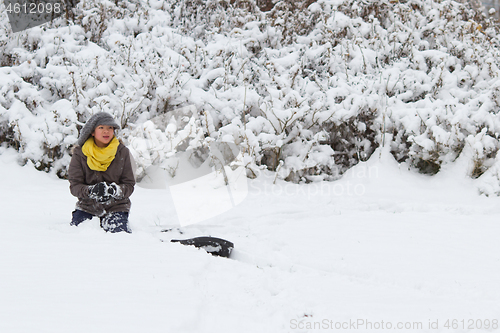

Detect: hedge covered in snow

[2,0,500,194]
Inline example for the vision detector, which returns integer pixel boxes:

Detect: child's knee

[71,210,94,226]
[100,212,130,233]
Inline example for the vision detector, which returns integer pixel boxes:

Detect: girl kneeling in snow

[68,112,135,233]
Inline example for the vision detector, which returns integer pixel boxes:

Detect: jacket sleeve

[116,148,136,199]
[68,148,90,199]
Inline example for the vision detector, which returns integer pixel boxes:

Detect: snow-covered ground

[1,145,499,333]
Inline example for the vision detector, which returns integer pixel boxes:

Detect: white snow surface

[1,145,499,333]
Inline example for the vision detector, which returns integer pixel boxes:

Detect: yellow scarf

[82,137,120,171]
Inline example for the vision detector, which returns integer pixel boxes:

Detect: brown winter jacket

[68,143,135,216]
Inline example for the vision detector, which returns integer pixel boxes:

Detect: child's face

[92,125,115,147]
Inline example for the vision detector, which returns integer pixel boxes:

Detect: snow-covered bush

[2,0,500,188]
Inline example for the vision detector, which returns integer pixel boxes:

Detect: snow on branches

[1,0,500,193]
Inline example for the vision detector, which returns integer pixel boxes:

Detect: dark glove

[88,182,121,202]
[106,182,120,199]
[89,182,111,202]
